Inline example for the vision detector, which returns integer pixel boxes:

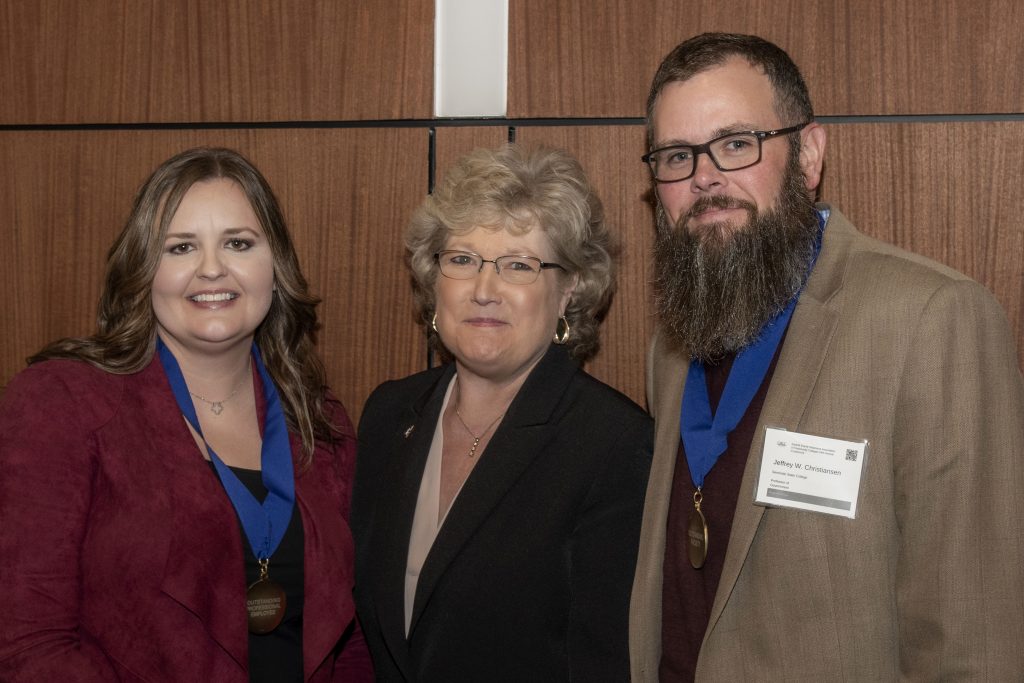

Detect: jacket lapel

[146,358,250,669]
[408,345,578,637]
[704,206,853,640]
[370,367,454,678]
[630,332,691,676]
[297,429,357,680]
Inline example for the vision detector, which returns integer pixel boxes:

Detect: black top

[219,464,306,683]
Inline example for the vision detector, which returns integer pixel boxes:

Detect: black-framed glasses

[434,250,566,285]
[641,122,810,184]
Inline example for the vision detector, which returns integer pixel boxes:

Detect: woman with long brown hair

[0,147,371,682]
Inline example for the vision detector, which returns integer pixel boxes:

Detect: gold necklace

[452,379,507,458]
[188,363,250,415]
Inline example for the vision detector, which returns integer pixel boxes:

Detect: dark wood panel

[0,0,433,124]
[515,125,654,407]
[0,128,429,424]
[821,121,1024,367]
[434,127,510,192]
[509,0,1024,118]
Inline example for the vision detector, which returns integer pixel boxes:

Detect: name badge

[754,427,868,519]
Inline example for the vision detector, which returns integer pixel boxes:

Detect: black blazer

[351,344,652,682]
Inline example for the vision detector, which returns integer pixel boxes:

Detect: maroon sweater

[659,344,784,682]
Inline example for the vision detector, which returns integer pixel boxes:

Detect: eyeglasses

[641,122,809,184]
[434,250,566,285]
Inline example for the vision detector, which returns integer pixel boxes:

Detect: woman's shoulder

[1,359,129,432]
[372,364,448,395]
[570,368,652,425]
[555,369,653,490]
[361,365,449,419]
[4,359,126,404]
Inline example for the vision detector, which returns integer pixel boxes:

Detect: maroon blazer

[0,355,371,682]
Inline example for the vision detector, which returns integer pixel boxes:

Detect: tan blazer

[630,206,1024,681]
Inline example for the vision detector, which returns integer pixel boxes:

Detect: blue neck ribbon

[157,338,295,561]
[679,211,826,489]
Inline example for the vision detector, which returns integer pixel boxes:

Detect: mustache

[684,194,757,223]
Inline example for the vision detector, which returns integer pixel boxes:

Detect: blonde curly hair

[406,144,615,361]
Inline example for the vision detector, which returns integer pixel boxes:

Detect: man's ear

[799,122,827,192]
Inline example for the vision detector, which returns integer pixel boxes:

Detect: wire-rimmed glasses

[434,250,566,285]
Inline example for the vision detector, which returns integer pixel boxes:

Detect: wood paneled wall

[1,0,434,123]
[509,0,1024,117]
[2,0,1022,422]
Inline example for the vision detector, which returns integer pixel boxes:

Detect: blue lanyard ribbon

[679,211,827,489]
[680,299,796,488]
[157,338,295,561]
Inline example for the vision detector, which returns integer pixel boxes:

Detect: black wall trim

[3,113,1023,132]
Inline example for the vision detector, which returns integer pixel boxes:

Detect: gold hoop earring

[553,316,570,345]
[431,312,438,333]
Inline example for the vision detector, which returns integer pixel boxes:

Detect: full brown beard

[653,150,820,362]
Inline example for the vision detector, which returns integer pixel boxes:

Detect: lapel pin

[404,425,415,438]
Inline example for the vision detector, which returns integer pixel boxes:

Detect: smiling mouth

[189,292,238,303]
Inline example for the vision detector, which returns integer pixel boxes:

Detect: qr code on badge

[845,449,858,462]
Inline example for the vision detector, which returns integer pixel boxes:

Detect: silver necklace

[188,365,250,415]
[452,379,507,458]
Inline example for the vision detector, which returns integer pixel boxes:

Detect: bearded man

[629,33,1024,681]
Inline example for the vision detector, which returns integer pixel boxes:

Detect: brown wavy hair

[406,144,615,361]
[31,147,336,459]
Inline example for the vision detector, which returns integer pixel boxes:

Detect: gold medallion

[246,559,286,634]
[687,489,708,569]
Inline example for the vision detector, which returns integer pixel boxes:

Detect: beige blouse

[404,377,463,635]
